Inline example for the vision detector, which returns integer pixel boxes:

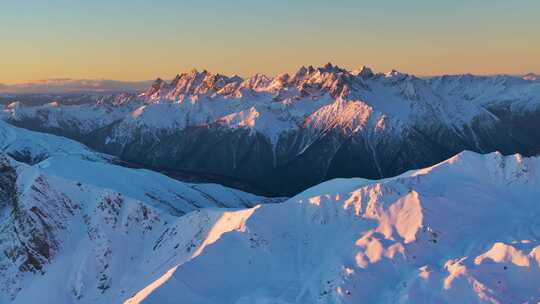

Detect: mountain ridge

[3,64,540,196]
[0,119,283,302]
[3,150,540,303]
[123,150,540,304]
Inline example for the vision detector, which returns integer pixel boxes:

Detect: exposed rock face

[0,155,74,298]
[3,65,540,196]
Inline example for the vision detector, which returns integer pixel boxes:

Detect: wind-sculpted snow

[2,151,540,303]
[0,152,281,303]
[121,151,540,304]
[3,64,540,195]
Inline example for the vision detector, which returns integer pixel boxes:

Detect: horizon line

[1,63,538,86]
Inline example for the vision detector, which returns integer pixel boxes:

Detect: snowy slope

[0,153,281,303]
[0,119,276,212]
[36,155,279,215]
[0,119,106,163]
[120,151,540,304]
[3,151,540,303]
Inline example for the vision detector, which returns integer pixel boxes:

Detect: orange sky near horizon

[1,0,539,84]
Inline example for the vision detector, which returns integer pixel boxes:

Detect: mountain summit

[3,64,540,195]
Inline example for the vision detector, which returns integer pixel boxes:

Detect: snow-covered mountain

[0,119,106,163]
[128,151,540,304]
[4,151,540,303]
[0,122,282,303]
[3,64,540,195]
[522,73,538,82]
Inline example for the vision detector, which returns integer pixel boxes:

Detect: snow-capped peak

[239,73,272,91]
[353,65,375,78]
[4,64,540,197]
[523,72,538,81]
[141,70,243,101]
[385,69,408,79]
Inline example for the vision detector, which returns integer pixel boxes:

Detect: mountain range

[2,64,539,196]
[1,64,540,303]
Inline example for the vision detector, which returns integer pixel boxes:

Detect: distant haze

[0,79,152,94]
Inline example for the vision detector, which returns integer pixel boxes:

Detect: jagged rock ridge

[3,64,540,195]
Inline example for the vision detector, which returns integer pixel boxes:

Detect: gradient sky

[1,0,539,83]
